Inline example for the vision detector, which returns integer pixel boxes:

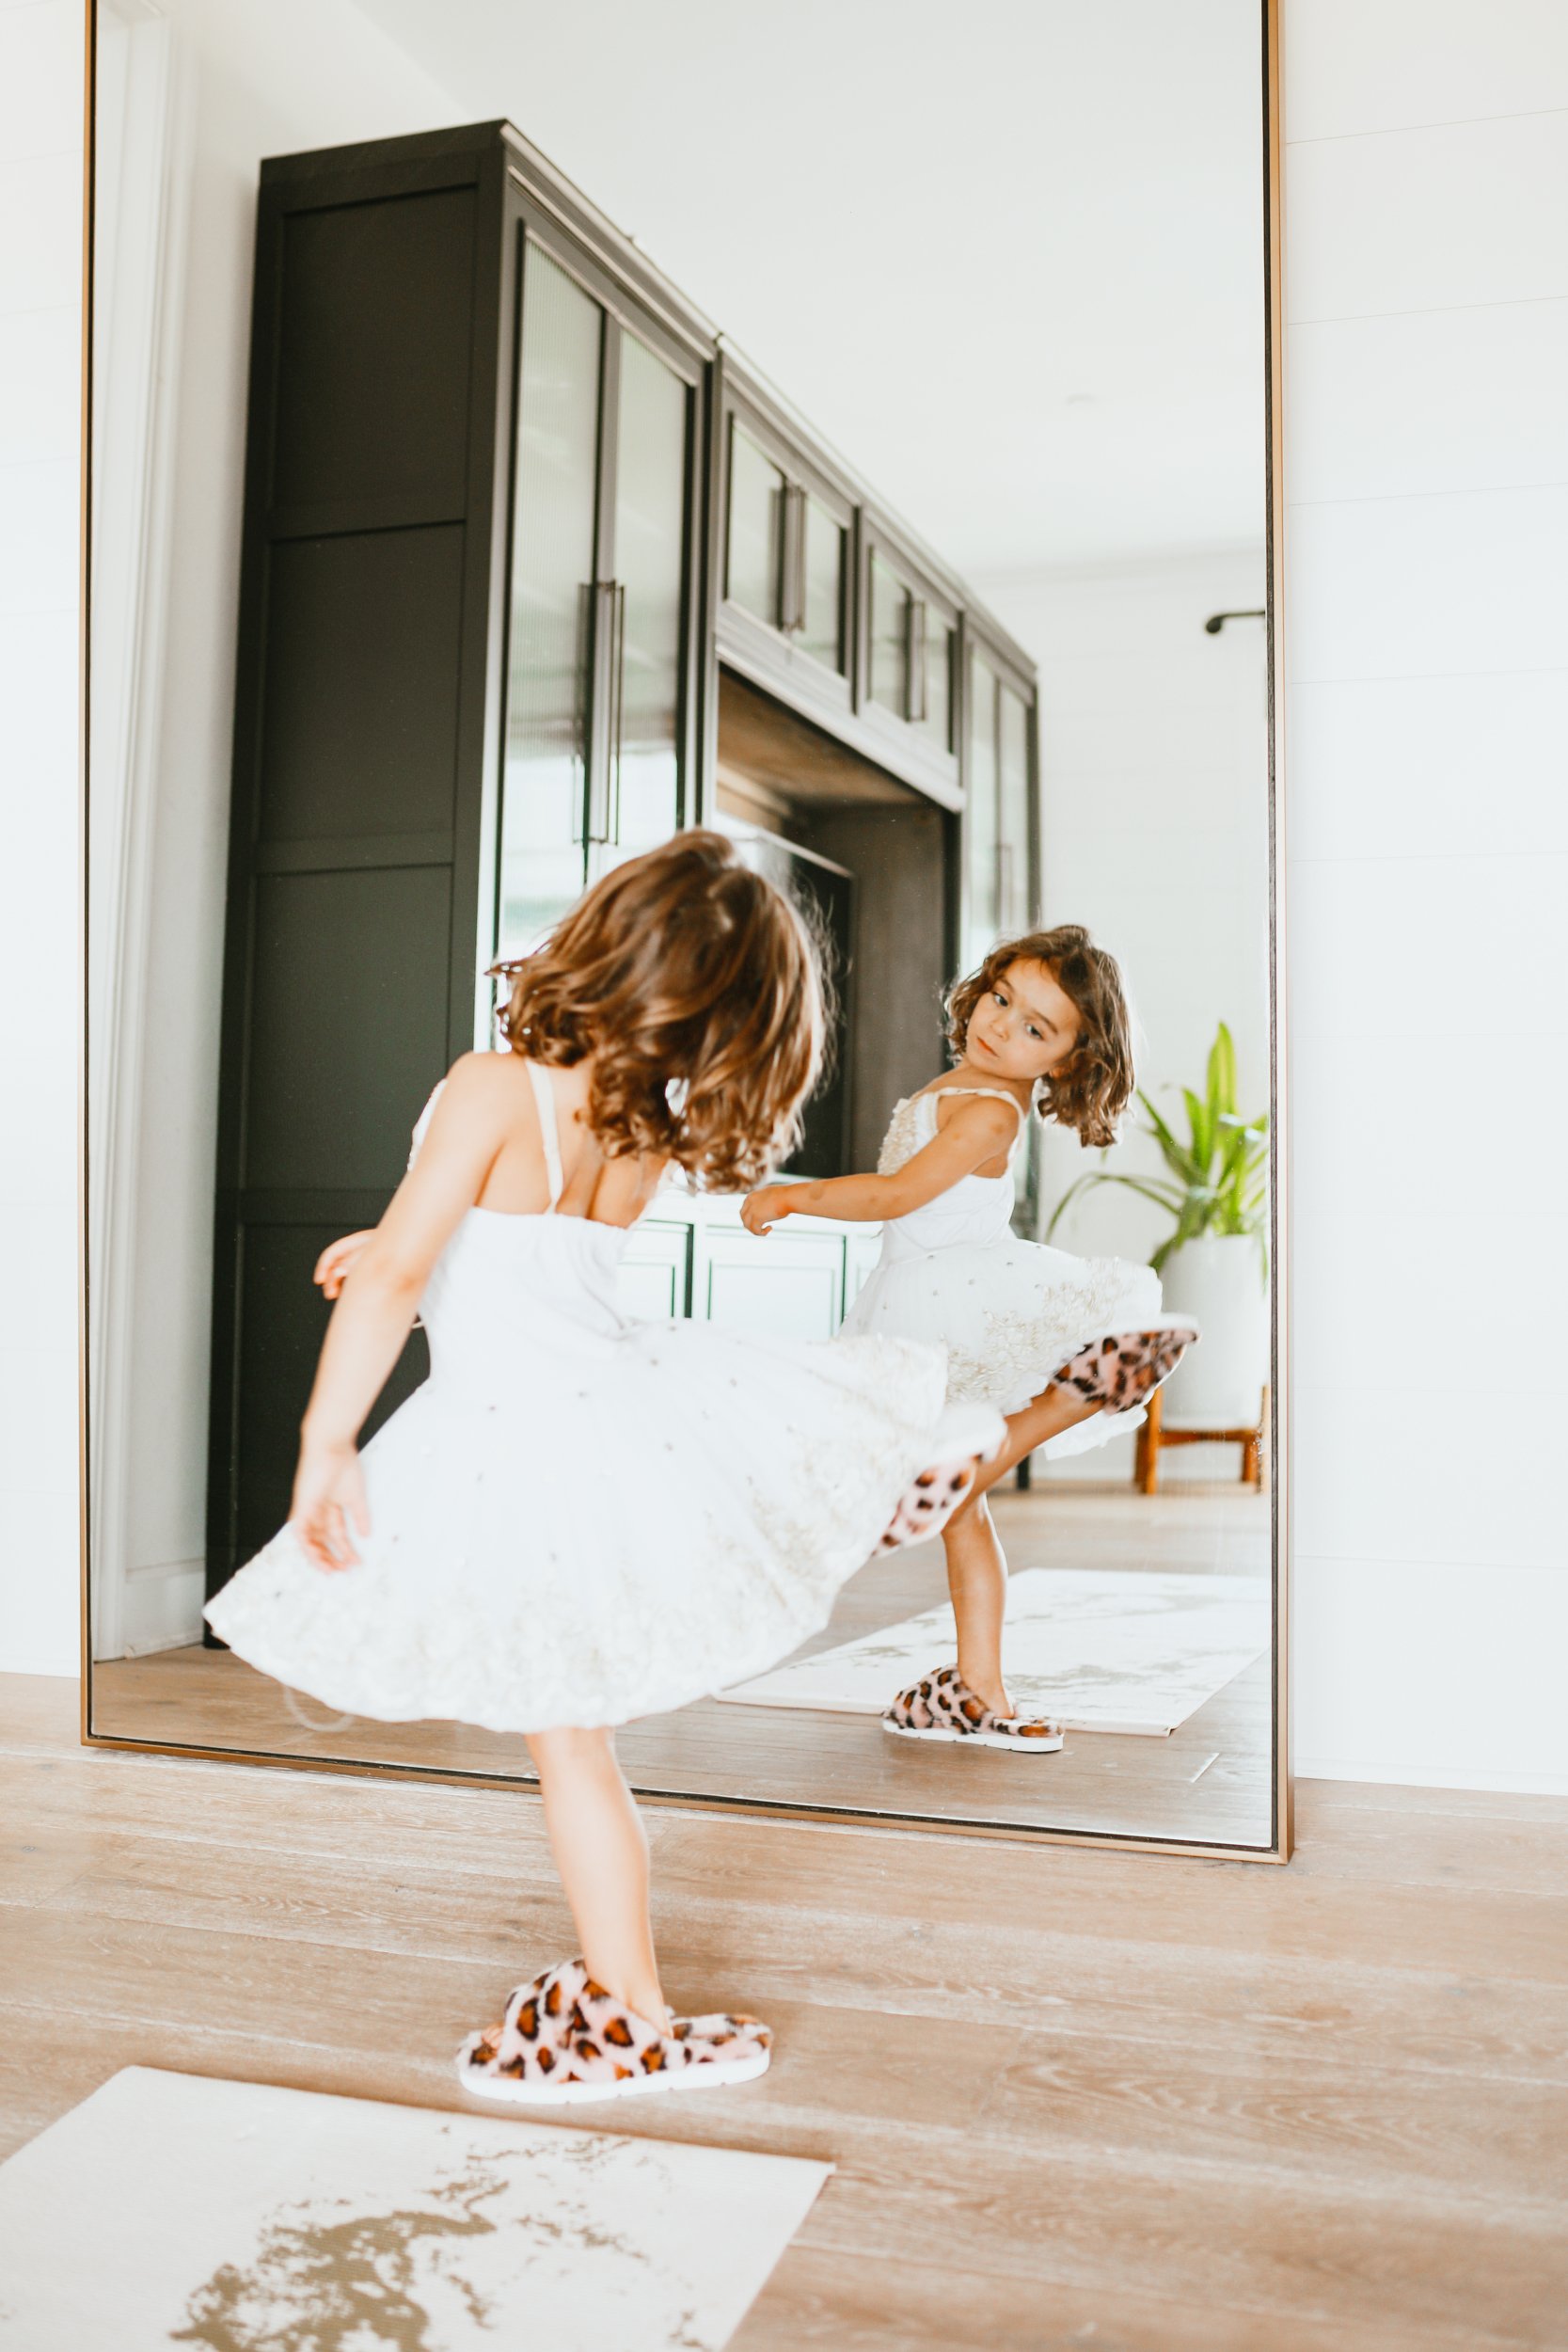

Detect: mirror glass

[87,0,1277,1850]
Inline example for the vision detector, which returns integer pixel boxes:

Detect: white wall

[0,0,85,1676]
[1284,0,1568,1790]
[975,549,1270,1481]
[90,1,462,1654]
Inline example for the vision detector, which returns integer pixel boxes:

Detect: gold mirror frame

[74,0,1291,1862]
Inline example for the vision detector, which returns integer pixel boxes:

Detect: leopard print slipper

[455,1957,772,2106]
[883,1664,1065,1753]
[1051,1325,1198,1416]
[454,1956,585,2104]
[876,1403,1007,1555]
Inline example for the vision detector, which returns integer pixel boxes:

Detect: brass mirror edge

[74,0,1292,1865]
[76,0,95,1760]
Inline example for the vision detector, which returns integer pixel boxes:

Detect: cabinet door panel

[800,497,845,672]
[274,190,474,516]
[617,1219,692,1321]
[259,529,464,845]
[966,654,1001,959]
[497,245,602,959]
[245,866,451,1191]
[612,331,689,856]
[869,553,909,716]
[726,424,784,625]
[705,1230,845,1339]
[998,682,1032,932]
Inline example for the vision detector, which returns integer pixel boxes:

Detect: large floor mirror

[85,0,1287,1857]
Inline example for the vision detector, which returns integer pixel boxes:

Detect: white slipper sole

[454,2045,771,2106]
[881,1718,1065,1754]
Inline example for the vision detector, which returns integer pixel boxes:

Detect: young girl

[205,832,1001,2105]
[743,926,1196,1754]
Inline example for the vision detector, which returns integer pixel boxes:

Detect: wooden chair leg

[1135,1386,1162,1493]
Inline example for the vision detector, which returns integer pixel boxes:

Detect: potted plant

[1047,1024,1269,1425]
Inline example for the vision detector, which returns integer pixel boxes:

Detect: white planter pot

[1158,1235,1267,1428]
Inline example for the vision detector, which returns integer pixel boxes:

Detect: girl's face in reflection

[964,958,1079,1085]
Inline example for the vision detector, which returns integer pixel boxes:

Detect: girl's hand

[742,1185,791,1237]
[291,1437,371,1572]
[313,1231,374,1299]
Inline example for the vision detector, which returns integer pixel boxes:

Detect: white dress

[839,1085,1168,1457]
[204,1064,964,1734]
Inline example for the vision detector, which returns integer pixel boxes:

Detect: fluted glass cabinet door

[966,653,1001,960]
[800,495,844,673]
[496,246,602,961]
[727,424,784,626]
[998,681,1031,933]
[869,553,909,717]
[609,330,689,866]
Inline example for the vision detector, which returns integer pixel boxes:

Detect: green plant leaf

[1044,1169,1184,1241]
[1054,1022,1273,1263]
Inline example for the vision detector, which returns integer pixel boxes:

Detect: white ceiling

[351,0,1267,574]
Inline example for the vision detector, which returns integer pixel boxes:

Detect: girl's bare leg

[942,1498,1011,1717]
[961,1382,1101,1506]
[525,1725,670,2030]
[939,1383,1103,1720]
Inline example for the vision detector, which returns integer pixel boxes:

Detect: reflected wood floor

[3,1676,1566,2348]
[92,1483,1273,1848]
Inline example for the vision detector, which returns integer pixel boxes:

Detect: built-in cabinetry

[206,120,1038,1599]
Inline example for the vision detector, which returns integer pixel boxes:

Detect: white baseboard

[1296,1758,1568,1800]
[110,1558,204,1659]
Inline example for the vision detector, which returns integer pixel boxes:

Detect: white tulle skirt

[205,1306,952,1734]
[842,1232,1166,1456]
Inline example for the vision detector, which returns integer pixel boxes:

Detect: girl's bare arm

[298,1055,511,1450]
[742,1097,1019,1232]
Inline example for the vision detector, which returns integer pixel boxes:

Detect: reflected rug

[0,2068,830,2352]
[720,1566,1269,1736]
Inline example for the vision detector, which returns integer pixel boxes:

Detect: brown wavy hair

[491,831,824,1191]
[945,925,1134,1150]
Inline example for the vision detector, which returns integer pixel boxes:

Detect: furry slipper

[1052,1325,1198,1415]
[877,1402,1007,1554]
[454,1956,585,2103]
[883,1663,1065,1753]
[456,1957,772,2106]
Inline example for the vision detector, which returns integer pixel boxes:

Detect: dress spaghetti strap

[525,1061,564,1210]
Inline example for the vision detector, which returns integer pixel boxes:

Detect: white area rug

[0,2068,830,2351]
[721,1566,1270,1736]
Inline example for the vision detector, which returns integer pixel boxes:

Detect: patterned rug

[0,2067,830,2350]
[721,1566,1270,1735]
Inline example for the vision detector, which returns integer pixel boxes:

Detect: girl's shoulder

[424,1049,555,1139]
[919,1076,1025,1128]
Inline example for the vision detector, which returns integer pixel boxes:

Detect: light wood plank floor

[91,1482,1273,1848]
[4,1673,1566,2348]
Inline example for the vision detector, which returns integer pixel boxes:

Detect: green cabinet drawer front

[617,1221,692,1323]
[705,1229,846,1341]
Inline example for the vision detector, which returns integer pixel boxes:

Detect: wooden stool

[1134,1385,1268,1494]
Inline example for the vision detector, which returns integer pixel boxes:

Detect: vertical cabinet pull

[779,483,808,633]
[586,579,626,844]
[905,596,928,724]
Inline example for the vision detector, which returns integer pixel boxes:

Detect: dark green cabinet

[206,120,1038,1604]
